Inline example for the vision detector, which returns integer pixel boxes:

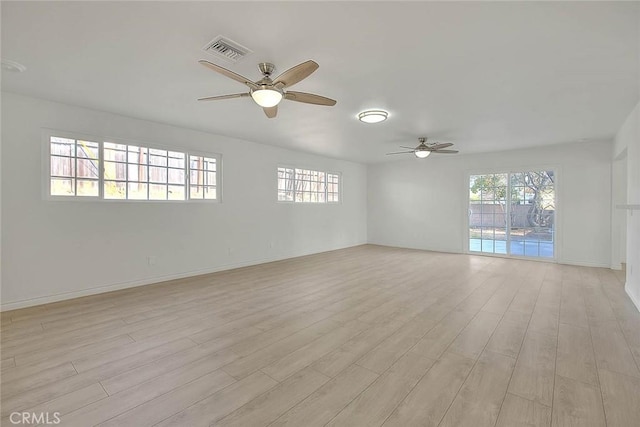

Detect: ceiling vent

[202,36,252,63]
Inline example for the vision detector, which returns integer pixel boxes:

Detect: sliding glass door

[469,173,508,255]
[469,170,555,259]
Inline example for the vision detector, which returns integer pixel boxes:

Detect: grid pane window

[49,136,99,197]
[295,169,325,203]
[167,152,186,200]
[103,142,127,199]
[469,174,508,254]
[277,167,340,203]
[103,143,191,200]
[278,167,294,201]
[327,173,340,203]
[189,155,217,200]
[49,134,218,202]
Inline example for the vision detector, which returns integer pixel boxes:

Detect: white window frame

[276,165,342,204]
[43,129,103,201]
[42,129,222,203]
[326,172,342,204]
[187,150,222,202]
[464,166,559,262]
[277,165,296,202]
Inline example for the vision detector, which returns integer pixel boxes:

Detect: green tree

[517,171,555,227]
[471,171,554,228]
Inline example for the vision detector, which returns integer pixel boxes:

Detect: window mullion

[125,145,129,199]
[506,172,512,256]
[325,174,328,202]
[99,141,104,199]
[146,150,150,200]
[73,140,78,196]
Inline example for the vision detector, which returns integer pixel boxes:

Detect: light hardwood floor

[1,245,639,426]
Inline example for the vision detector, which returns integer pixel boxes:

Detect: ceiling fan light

[251,88,283,107]
[414,149,431,158]
[358,110,388,124]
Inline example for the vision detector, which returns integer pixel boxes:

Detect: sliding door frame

[464,166,560,262]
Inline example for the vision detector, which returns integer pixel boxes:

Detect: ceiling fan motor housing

[258,62,275,76]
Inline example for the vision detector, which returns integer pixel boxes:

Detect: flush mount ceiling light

[1,59,26,73]
[358,110,388,124]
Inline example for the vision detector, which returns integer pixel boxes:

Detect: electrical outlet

[269,241,274,249]
[227,248,233,255]
[147,256,157,266]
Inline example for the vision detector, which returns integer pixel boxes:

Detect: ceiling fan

[387,137,459,158]
[197,60,336,118]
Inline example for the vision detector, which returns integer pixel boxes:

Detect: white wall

[611,155,627,269]
[1,92,367,310]
[368,140,613,268]
[614,101,640,311]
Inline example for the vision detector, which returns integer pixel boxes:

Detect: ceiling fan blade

[386,151,415,155]
[199,60,258,89]
[263,106,278,118]
[273,60,319,88]
[432,149,459,154]
[399,146,417,150]
[284,91,336,106]
[428,143,454,150]
[197,93,250,101]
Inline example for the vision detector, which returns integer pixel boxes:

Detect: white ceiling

[2,1,638,163]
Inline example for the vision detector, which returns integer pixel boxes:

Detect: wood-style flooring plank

[0,246,638,427]
[590,319,640,378]
[408,309,476,360]
[559,282,589,328]
[60,364,236,426]
[485,314,529,359]
[214,367,329,427]
[382,351,475,427]
[495,393,551,427]
[555,323,599,386]
[0,383,108,427]
[101,346,237,395]
[328,352,435,427]
[261,320,369,381]
[155,371,277,427]
[270,364,379,427]
[310,319,404,377]
[598,368,640,427]
[353,305,450,374]
[508,331,557,406]
[1,357,16,371]
[438,350,516,427]
[551,375,606,427]
[98,368,238,427]
[447,311,502,360]
[0,338,197,417]
[220,319,341,379]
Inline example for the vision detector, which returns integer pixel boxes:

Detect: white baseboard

[367,244,613,268]
[626,282,640,313]
[558,259,611,268]
[1,242,367,312]
[367,242,461,255]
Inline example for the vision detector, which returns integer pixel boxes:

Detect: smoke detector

[202,36,252,63]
